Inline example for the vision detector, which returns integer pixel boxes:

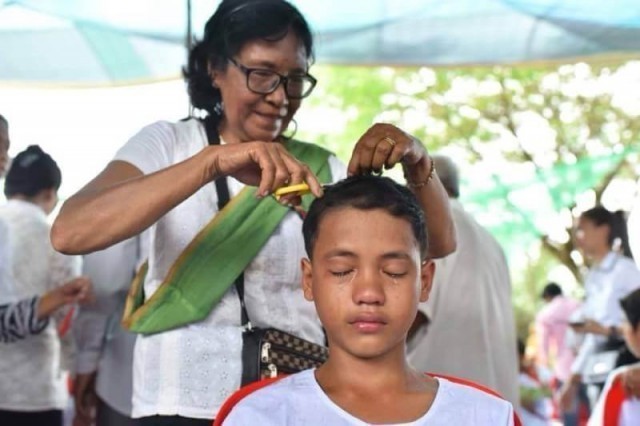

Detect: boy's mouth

[349,313,387,333]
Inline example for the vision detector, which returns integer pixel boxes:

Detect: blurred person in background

[73,235,147,426]
[535,282,584,425]
[560,207,640,416]
[518,339,553,425]
[1,116,91,345]
[408,155,519,407]
[588,288,640,425]
[0,145,90,426]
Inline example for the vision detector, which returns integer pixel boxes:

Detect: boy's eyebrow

[322,250,412,261]
[323,249,357,260]
[380,251,412,261]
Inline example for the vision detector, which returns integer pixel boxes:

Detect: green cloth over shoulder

[122,140,333,334]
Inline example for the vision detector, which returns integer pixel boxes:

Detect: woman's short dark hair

[620,288,640,331]
[4,145,61,197]
[581,206,633,259]
[183,0,314,120]
[302,175,428,260]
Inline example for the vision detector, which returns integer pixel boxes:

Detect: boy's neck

[316,344,429,394]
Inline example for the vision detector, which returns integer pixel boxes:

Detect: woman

[51,1,455,424]
[559,207,640,421]
[0,145,88,426]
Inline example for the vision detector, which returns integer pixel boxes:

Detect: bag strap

[204,117,251,329]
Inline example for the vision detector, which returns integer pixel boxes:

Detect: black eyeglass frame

[228,58,317,99]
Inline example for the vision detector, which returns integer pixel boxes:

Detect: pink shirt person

[535,284,580,382]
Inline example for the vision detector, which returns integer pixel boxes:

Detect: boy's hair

[0,114,7,127]
[620,288,640,331]
[302,175,428,259]
[4,145,61,197]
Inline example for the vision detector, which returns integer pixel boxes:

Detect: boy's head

[301,175,434,360]
[620,288,640,358]
[4,145,61,215]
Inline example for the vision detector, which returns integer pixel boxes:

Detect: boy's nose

[352,269,386,305]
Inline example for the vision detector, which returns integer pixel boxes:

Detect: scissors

[273,183,329,200]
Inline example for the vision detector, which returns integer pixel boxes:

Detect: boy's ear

[419,260,435,303]
[301,258,314,302]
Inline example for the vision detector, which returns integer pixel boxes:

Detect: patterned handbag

[240,324,329,386]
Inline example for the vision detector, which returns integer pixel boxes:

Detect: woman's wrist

[37,292,63,319]
[201,145,223,183]
[403,155,435,189]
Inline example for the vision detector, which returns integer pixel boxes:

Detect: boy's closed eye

[383,270,408,279]
[330,269,354,278]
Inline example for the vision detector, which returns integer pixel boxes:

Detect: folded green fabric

[122,140,332,334]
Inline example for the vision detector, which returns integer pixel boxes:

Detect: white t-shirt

[0,200,81,411]
[113,119,346,419]
[224,369,515,425]
[588,364,640,426]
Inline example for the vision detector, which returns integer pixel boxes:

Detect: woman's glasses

[228,58,317,99]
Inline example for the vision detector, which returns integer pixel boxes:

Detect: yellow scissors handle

[273,183,312,198]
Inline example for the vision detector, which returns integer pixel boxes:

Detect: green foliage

[298,61,640,337]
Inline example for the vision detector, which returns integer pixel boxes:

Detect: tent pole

[186,0,193,115]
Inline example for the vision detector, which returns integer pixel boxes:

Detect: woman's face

[212,31,308,144]
[575,216,609,256]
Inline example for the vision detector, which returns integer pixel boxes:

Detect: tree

[298,61,640,332]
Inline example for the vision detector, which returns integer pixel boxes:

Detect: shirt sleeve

[571,333,598,375]
[0,220,16,303]
[73,308,109,374]
[535,314,551,367]
[0,296,49,343]
[113,121,176,175]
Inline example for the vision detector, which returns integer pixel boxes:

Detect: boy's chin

[342,341,402,360]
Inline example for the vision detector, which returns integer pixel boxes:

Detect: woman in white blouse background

[559,207,640,419]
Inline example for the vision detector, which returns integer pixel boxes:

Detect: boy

[588,288,640,426]
[224,175,514,425]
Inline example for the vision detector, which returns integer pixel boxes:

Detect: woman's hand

[210,141,323,200]
[580,319,610,336]
[38,277,94,319]
[347,123,429,178]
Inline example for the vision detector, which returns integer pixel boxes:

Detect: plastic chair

[213,373,522,425]
[603,376,626,426]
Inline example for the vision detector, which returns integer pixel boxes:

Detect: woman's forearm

[52,146,218,254]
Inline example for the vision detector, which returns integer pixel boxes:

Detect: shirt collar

[594,251,618,272]
[6,199,47,221]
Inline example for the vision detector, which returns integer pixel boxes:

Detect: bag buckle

[261,342,271,363]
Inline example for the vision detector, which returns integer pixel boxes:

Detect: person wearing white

[50,3,456,424]
[0,146,82,424]
[627,186,640,265]
[73,235,147,425]
[408,155,520,407]
[0,218,50,342]
[560,207,640,413]
[113,119,346,419]
[569,253,640,377]
[224,369,514,425]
